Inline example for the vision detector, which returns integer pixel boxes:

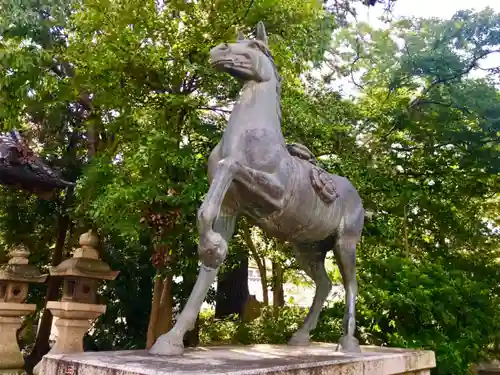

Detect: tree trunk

[146,270,163,349]
[272,261,285,308]
[258,262,269,306]
[215,249,249,319]
[154,274,173,338]
[241,223,269,305]
[24,187,73,373]
[403,204,410,257]
[146,272,174,349]
[87,123,98,157]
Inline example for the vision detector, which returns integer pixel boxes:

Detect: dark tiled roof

[0,130,73,194]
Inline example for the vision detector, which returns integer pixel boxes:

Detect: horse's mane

[249,39,282,125]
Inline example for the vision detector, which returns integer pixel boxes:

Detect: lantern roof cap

[49,230,119,281]
[0,244,48,283]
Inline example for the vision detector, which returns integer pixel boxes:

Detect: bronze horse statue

[150,22,365,355]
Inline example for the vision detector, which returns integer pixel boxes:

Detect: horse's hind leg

[333,211,364,353]
[288,241,332,346]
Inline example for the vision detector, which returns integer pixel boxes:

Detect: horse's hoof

[149,333,184,356]
[288,331,310,346]
[337,335,361,353]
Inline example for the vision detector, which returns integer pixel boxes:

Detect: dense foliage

[0,1,499,375]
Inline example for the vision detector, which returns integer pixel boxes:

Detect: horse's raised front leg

[288,241,332,346]
[333,212,364,353]
[233,165,286,210]
[149,212,236,356]
[150,159,238,356]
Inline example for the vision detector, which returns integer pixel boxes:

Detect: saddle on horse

[286,143,339,205]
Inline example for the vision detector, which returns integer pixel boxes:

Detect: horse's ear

[255,21,268,44]
[237,30,245,41]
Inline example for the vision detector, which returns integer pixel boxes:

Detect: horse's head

[210,22,276,83]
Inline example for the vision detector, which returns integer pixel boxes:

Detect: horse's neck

[227,79,281,133]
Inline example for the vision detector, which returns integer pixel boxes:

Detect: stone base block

[0,316,25,370]
[477,362,500,374]
[40,343,435,375]
[45,301,106,355]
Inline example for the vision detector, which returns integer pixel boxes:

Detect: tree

[2,1,499,374]
[317,9,500,375]
[0,1,94,370]
[242,221,270,306]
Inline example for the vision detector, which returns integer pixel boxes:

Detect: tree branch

[198,106,232,114]
[408,49,500,109]
[414,100,472,115]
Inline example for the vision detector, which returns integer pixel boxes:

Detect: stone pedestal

[0,316,24,370]
[476,361,500,374]
[39,343,436,375]
[45,301,106,354]
[0,303,36,370]
[32,302,106,375]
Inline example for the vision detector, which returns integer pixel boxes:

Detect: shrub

[199,306,307,345]
[200,254,500,375]
[341,255,500,375]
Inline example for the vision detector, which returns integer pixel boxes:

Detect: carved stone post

[0,245,47,374]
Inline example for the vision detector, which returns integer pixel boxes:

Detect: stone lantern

[0,245,48,373]
[44,230,119,355]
